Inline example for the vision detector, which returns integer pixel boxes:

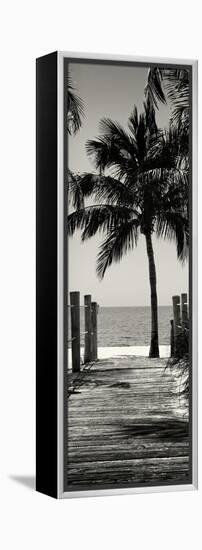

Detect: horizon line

[77,304,173,308]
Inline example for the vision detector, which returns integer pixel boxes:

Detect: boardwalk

[67,356,190,489]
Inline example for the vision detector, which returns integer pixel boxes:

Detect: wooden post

[70,291,80,373]
[91,302,98,361]
[170,319,174,357]
[172,295,181,356]
[84,295,92,363]
[181,293,188,329]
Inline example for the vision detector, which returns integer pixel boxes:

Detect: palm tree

[67,75,84,135]
[67,100,188,358]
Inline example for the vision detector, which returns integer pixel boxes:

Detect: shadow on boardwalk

[67,355,190,489]
[118,419,188,440]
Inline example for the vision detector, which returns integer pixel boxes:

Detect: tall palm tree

[67,75,84,135]
[67,101,188,358]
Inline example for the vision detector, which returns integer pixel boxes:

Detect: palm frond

[96,220,140,279]
[164,69,189,128]
[135,114,147,163]
[98,118,137,165]
[143,167,189,207]
[145,68,166,109]
[86,138,111,171]
[156,212,188,262]
[67,75,84,135]
[67,204,138,241]
[86,131,139,180]
[143,97,158,135]
[78,173,137,207]
[146,126,188,169]
[68,170,84,210]
[145,68,190,130]
[99,118,135,152]
[128,106,139,136]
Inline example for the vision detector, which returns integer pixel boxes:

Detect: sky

[68,62,188,307]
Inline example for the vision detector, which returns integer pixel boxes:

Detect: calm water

[68,306,172,347]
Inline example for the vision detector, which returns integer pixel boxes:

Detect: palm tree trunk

[145,232,159,358]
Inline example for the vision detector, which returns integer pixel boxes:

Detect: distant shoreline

[72,304,173,308]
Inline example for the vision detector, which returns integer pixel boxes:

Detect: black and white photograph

[1,0,201,544]
[65,60,192,491]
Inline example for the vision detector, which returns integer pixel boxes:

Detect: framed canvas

[36,51,198,498]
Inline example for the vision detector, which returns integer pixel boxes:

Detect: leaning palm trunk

[145,232,159,358]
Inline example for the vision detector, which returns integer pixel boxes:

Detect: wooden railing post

[70,291,80,373]
[170,319,174,357]
[172,295,181,356]
[91,302,98,361]
[181,293,188,329]
[84,295,92,363]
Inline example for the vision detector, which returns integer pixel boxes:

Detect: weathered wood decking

[67,355,190,489]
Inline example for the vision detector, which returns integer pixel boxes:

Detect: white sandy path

[68,345,170,368]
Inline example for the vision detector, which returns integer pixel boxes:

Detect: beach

[68,345,170,369]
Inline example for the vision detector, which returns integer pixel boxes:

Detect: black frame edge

[36,51,58,498]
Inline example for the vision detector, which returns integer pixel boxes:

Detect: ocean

[68,305,172,347]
